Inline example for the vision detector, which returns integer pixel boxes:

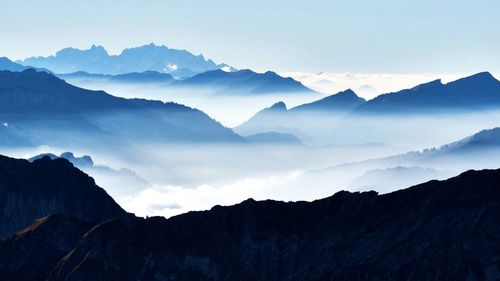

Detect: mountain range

[354,71,500,114]
[18,44,233,77]
[234,89,366,142]
[172,69,316,95]
[58,70,175,84]
[0,69,242,148]
[59,68,317,97]
[1,154,500,280]
[235,72,500,145]
[0,155,130,239]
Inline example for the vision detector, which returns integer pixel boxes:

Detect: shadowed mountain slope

[0,155,129,239]
[0,69,242,147]
[174,69,315,95]
[47,168,500,281]
[355,72,500,114]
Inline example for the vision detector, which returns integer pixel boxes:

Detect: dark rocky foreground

[1,155,500,280]
[0,155,130,239]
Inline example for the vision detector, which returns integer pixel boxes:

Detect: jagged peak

[269,101,287,111]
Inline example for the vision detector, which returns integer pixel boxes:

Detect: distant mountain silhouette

[235,90,365,144]
[0,57,28,71]
[0,155,130,239]
[291,89,366,112]
[245,132,304,145]
[28,152,149,196]
[0,69,243,147]
[174,69,316,95]
[30,152,93,167]
[59,70,175,84]
[0,57,51,73]
[39,168,500,281]
[19,44,231,77]
[434,127,500,155]
[355,72,500,114]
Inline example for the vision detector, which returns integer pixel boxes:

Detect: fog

[2,136,500,218]
[3,77,500,218]
[60,78,321,127]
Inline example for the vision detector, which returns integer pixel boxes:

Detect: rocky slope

[0,155,129,239]
[0,214,95,281]
[47,168,500,281]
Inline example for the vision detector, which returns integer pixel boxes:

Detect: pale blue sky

[1,0,499,73]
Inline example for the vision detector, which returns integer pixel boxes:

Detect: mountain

[245,132,304,145]
[44,168,500,281]
[355,72,500,114]
[234,101,296,136]
[0,155,130,239]
[29,152,93,167]
[438,127,500,153]
[0,57,28,71]
[28,152,149,197]
[234,90,365,144]
[291,89,366,112]
[19,44,231,77]
[174,69,316,95]
[0,214,95,281]
[0,56,51,73]
[58,70,175,84]
[0,69,242,147]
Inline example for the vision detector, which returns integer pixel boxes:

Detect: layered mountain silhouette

[235,72,500,145]
[1,147,500,279]
[306,127,500,195]
[235,90,365,143]
[355,72,500,114]
[0,69,242,147]
[28,152,149,197]
[291,89,366,112]
[0,57,29,72]
[58,70,175,84]
[19,44,231,77]
[0,165,498,280]
[172,69,316,95]
[245,132,304,145]
[0,57,51,73]
[0,155,130,239]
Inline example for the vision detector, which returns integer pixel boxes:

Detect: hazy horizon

[1,0,499,74]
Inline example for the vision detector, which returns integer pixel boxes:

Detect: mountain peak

[411,79,443,91]
[450,71,499,85]
[269,101,287,111]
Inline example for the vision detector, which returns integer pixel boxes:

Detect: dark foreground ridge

[46,168,500,281]
[0,155,130,239]
[1,153,500,280]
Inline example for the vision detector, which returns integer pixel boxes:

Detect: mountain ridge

[19,43,231,77]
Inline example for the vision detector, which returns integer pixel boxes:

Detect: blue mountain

[19,44,231,77]
[234,90,365,142]
[0,69,242,147]
[0,57,28,71]
[356,72,500,114]
[0,57,51,73]
[245,132,304,145]
[174,69,315,95]
[291,89,366,112]
[59,70,175,84]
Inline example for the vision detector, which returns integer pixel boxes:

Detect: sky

[1,0,499,74]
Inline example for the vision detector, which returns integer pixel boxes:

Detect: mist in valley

[3,73,500,218]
